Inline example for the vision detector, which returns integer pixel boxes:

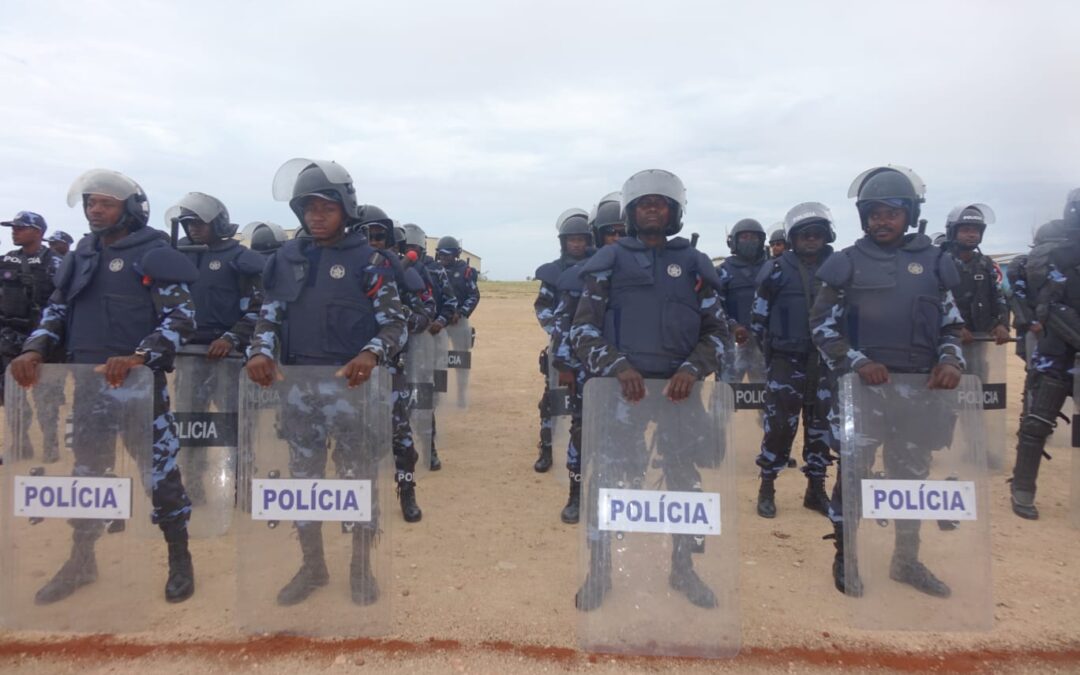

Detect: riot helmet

[726,218,766,260]
[784,203,836,244]
[589,191,625,243]
[1064,188,1080,232]
[1033,219,1065,246]
[66,169,150,233]
[556,208,593,251]
[436,236,461,256]
[848,165,926,231]
[271,158,360,231]
[165,192,236,241]
[359,204,395,248]
[401,223,427,249]
[769,226,786,245]
[931,232,948,247]
[621,169,687,236]
[945,203,994,248]
[245,221,286,254]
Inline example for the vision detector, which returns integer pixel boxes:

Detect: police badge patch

[667,264,683,278]
[907,262,924,275]
[108,258,124,272]
[329,264,346,279]
[208,260,222,271]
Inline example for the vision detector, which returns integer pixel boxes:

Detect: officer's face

[303,197,345,241]
[601,224,625,246]
[48,240,70,256]
[367,225,389,250]
[770,241,786,257]
[954,224,983,248]
[185,220,213,245]
[437,251,456,265]
[634,195,670,235]
[85,194,124,229]
[564,234,589,257]
[11,225,41,248]
[866,204,908,246]
[794,226,827,256]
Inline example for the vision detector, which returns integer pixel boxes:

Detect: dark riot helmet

[1065,188,1080,232]
[401,223,427,250]
[66,169,150,233]
[848,165,926,231]
[164,192,236,240]
[1033,219,1066,246]
[436,236,461,256]
[783,203,836,244]
[945,203,995,243]
[768,226,786,245]
[393,226,406,248]
[589,191,625,241]
[726,218,766,252]
[555,208,593,250]
[244,221,287,253]
[272,158,360,232]
[932,232,948,247]
[621,169,687,236]
[359,204,397,246]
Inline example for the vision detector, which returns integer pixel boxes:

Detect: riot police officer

[11,169,200,604]
[768,225,787,258]
[45,230,74,257]
[750,203,835,519]
[549,192,623,523]
[811,165,963,597]
[533,209,593,473]
[570,169,729,611]
[361,209,434,523]
[1011,189,1080,520]
[414,233,459,471]
[942,204,1010,345]
[436,236,480,322]
[246,159,406,606]
[718,218,768,383]
[246,221,287,256]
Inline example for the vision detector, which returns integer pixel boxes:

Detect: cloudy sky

[1,1,1077,279]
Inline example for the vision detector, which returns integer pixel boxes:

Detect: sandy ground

[1,280,1079,673]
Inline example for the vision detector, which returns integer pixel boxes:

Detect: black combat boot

[429,446,442,471]
[164,526,195,603]
[669,534,717,608]
[756,475,776,519]
[889,523,950,598]
[575,536,612,612]
[397,475,422,523]
[533,443,553,473]
[827,521,862,597]
[35,523,102,605]
[803,475,830,516]
[560,472,580,524]
[1010,432,1045,520]
[350,529,379,606]
[276,524,329,606]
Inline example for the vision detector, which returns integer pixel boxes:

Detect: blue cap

[46,230,74,244]
[1,211,48,233]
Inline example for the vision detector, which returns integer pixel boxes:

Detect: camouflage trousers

[538,348,553,452]
[756,351,832,479]
[390,368,419,481]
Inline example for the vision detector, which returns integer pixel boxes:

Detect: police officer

[1010,188,1080,520]
[361,208,433,523]
[533,209,593,473]
[246,221,287,256]
[570,169,729,610]
[942,204,1010,346]
[11,169,199,604]
[750,203,835,519]
[414,233,459,471]
[166,193,265,503]
[46,230,74,257]
[246,159,406,606]
[768,225,787,258]
[811,165,963,597]
[0,211,64,461]
[1008,220,1065,363]
[436,236,480,323]
[718,218,768,383]
[549,192,624,523]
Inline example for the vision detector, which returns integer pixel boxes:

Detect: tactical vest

[952,252,997,332]
[266,235,382,366]
[65,230,163,364]
[819,236,953,372]
[0,248,55,329]
[718,256,764,325]
[445,259,474,301]
[186,241,261,343]
[1035,242,1080,357]
[766,250,829,354]
[597,239,706,377]
[422,257,453,314]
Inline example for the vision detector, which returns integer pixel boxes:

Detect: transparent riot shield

[1072,356,1080,530]
[578,378,740,658]
[237,366,393,636]
[1,365,155,632]
[839,374,992,632]
[437,318,471,412]
[722,339,767,475]
[547,341,572,485]
[962,341,1007,472]
[170,350,240,538]
[406,333,436,472]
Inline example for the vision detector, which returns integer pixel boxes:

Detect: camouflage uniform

[390,260,436,485]
[420,254,458,467]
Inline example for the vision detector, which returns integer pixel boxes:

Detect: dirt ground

[1,280,1079,674]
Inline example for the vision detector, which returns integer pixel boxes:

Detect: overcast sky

[1,1,1077,279]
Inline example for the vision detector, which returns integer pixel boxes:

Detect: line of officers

[0,159,480,606]
[532,165,1080,607]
